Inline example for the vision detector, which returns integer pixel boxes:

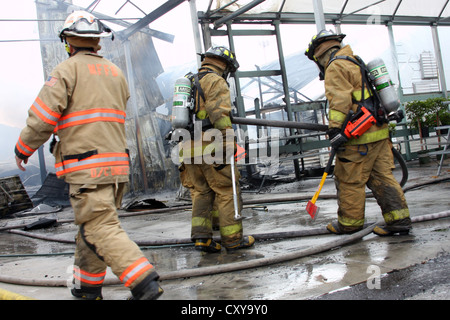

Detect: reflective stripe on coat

[15,51,130,184]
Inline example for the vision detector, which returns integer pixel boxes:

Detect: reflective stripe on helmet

[305,29,346,61]
[202,46,240,72]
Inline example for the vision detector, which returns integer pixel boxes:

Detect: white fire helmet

[59,11,113,40]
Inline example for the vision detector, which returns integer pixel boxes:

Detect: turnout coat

[15,51,130,185]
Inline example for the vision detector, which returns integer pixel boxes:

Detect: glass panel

[151,3,198,70]
[395,0,447,17]
[280,24,325,101]
[393,26,438,95]
[437,26,450,91]
[232,32,280,71]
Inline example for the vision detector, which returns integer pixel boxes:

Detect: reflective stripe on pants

[70,183,155,290]
[185,162,244,247]
[73,266,106,286]
[334,139,410,231]
[120,257,154,288]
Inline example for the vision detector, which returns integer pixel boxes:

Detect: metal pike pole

[230,155,241,221]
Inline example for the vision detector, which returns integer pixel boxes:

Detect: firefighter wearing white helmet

[59,10,113,56]
[14,11,163,300]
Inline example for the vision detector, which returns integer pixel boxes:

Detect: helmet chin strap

[64,36,100,57]
[64,39,95,57]
[223,70,230,81]
[65,44,71,56]
[222,64,236,81]
[316,47,339,81]
[63,39,72,57]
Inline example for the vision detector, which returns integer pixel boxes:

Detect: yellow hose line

[0,288,35,300]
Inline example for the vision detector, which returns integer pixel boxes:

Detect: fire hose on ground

[0,209,449,288]
[2,171,438,240]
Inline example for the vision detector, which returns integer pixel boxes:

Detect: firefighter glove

[328,128,348,150]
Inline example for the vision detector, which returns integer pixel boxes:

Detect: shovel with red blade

[305,111,355,220]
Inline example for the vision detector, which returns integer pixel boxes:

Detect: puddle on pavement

[0,232,74,257]
[140,244,267,272]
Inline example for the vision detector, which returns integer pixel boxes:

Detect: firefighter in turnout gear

[14,11,163,300]
[305,30,411,236]
[179,46,255,252]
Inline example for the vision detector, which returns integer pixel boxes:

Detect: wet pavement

[0,158,449,301]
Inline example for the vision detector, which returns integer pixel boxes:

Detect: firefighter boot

[71,286,103,300]
[326,221,362,235]
[195,238,222,253]
[131,272,164,300]
[373,218,412,236]
[225,236,255,252]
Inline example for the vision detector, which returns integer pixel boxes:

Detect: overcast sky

[0,0,198,129]
[0,1,43,128]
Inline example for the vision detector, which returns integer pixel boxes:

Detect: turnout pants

[184,162,243,248]
[70,183,156,290]
[333,138,411,232]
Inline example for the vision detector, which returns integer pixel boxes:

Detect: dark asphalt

[313,253,450,300]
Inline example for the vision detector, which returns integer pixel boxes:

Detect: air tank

[171,77,193,129]
[367,58,400,114]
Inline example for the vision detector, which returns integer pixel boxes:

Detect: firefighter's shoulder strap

[189,68,219,113]
[327,54,374,100]
[327,54,385,125]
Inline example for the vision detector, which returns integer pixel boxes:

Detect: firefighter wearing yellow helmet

[305,30,411,236]
[15,11,163,300]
